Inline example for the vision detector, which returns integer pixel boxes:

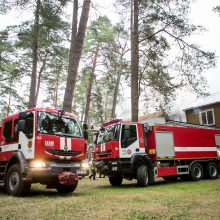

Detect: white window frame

[199,108,215,126]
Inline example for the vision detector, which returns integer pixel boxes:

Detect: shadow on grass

[95,178,190,190]
[0,184,5,195]
[0,183,90,198]
[29,190,88,197]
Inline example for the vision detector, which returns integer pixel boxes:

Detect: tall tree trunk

[80,92,87,122]
[104,90,109,122]
[7,76,13,115]
[54,71,60,108]
[84,44,99,124]
[130,0,139,121]
[67,0,78,82]
[28,0,40,108]
[35,49,49,104]
[111,71,122,118]
[63,0,91,112]
[71,0,78,42]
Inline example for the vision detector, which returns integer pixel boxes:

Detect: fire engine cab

[94,119,220,187]
[0,108,88,196]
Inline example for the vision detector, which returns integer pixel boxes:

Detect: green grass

[0,178,220,220]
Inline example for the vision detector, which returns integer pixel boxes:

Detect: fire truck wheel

[109,173,122,186]
[206,162,219,179]
[5,164,31,197]
[137,165,149,187]
[190,163,204,181]
[56,183,78,194]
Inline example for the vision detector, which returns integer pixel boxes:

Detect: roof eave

[183,101,220,111]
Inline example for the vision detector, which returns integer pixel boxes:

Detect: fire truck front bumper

[94,159,133,175]
[26,160,89,182]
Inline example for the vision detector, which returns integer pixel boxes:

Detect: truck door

[120,123,143,158]
[18,112,35,159]
[0,118,19,161]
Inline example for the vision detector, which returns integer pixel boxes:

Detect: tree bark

[104,90,109,122]
[7,76,13,115]
[35,49,49,104]
[28,0,41,108]
[130,0,139,121]
[63,0,91,112]
[111,72,122,119]
[54,71,60,108]
[80,92,87,122]
[84,44,99,124]
[111,44,127,119]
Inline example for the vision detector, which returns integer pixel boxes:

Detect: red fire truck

[94,119,220,186]
[0,108,89,196]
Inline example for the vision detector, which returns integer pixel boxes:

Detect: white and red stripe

[175,147,217,152]
[100,143,106,152]
[60,137,72,160]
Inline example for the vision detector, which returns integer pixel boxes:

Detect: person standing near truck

[89,159,96,180]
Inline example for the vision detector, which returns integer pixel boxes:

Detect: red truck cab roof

[2,108,77,121]
[102,119,142,128]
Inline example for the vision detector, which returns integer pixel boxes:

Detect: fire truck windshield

[97,125,120,144]
[37,111,82,137]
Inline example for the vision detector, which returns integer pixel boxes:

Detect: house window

[200,109,215,126]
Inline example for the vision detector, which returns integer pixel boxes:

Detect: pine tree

[62,0,91,112]
[117,0,216,119]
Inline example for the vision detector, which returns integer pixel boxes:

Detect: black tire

[5,164,31,196]
[163,176,178,181]
[56,183,78,194]
[206,162,219,179]
[109,173,122,186]
[190,163,204,181]
[137,165,149,187]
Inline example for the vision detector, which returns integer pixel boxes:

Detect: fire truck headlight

[81,161,89,169]
[30,160,47,168]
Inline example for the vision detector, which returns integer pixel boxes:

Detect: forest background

[0,0,220,127]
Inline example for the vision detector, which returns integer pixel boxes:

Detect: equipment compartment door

[155,132,175,158]
[215,134,220,147]
[215,134,220,159]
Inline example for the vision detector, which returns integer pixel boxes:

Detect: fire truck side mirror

[83,123,88,130]
[18,120,26,132]
[93,132,98,144]
[19,112,27,119]
[83,123,89,140]
[83,130,88,140]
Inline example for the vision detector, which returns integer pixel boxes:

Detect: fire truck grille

[46,149,81,156]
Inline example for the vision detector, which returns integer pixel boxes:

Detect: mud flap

[58,172,79,185]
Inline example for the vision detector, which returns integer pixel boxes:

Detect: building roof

[138,112,162,121]
[183,93,220,111]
